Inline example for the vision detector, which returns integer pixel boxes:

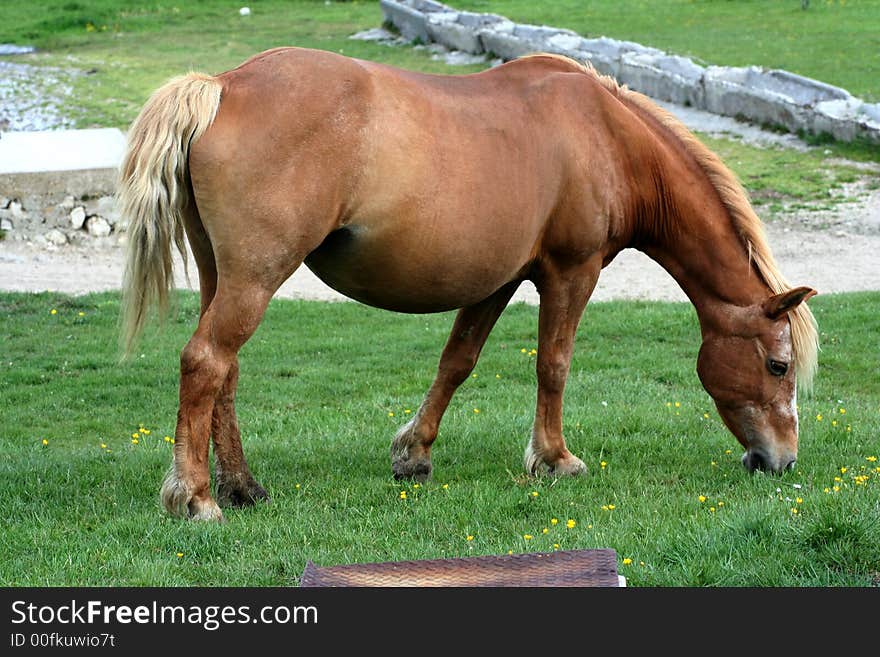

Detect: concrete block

[703,66,806,133]
[813,98,880,143]
[477,21,533,60]
[427,11,507,54]
[618,53,705,107]
[380,0,430,42]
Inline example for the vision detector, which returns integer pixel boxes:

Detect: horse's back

[189,48,628,311]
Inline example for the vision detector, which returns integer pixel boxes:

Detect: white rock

[91,196,120,225]
[45,229,68,245]
[60,195,76,210]
[1,218,13,231]
[69,206,86,229]
[9,201,25,217]
[86,215,111,237]
[0,197,9,209]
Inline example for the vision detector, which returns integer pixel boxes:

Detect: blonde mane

[528,53,819,390]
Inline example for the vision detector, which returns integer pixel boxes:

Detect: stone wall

[380,0,880,144]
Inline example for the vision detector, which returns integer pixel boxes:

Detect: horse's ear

[763,286,817,320]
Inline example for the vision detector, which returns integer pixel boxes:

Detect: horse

[118,47,819,521]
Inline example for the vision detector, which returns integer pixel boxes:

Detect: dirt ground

[1,215,878,304]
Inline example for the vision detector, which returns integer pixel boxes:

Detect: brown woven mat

[300,548,620,587]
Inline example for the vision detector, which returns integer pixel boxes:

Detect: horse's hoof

[549,454,587,477]
[188,496,225,522]
[217,476,271,508]
[392,457,433,482]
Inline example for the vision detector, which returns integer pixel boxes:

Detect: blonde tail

[117,73,222,357]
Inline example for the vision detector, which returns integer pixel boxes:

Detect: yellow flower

[495,374,501,379]
[639,561,645,567]
[840,467,847,474]
[833,486,840,492]
[717,501,725,507]
[50,309,57,315]
[471,373,477,378]
[674,402,681,408]
[473,408,480,414]
[791,508,798,515]
[839,408,846,414]
[131,438,139,445]
[666,402,672,408]
[442,484,449,490]
[550,518,558,525]
[100,443,107,449]
[388,411,395,417]
[607,504,615,510]
[77,311,85,317]
[704,413,710,419]
[587,524,592,529]
[413,483,420,489]
[834,476,842,482]
[520,348,527,353]
[823,487,830,493]
[141,429,150,435]
[170,439,175,445]
[725,449,732,455]
[622,558,632,565]
[542,528,549,534]
[867,456,877,462]
[553,543,559,550]
[709,507,716,513]
[508,550,513,555]
[816,414,823,421]
[176,552,183,558]
[404,409,411,414]
[832,420,838,427]
[131,433,139,439]
[530,491,538,497]
[41,438,48,446]
[295,484,301,489]
[164,436,171,442]
[698,495,707,503]
[795,497,803,504]
[399,491,407,499]
[523,534,533,540]
[711,461,717,467]
[466,535,474,541]
[600,461,607,469]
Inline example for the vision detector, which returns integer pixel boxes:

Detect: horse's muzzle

[742,449,797,474]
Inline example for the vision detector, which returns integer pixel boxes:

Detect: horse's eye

[767,359,789,377]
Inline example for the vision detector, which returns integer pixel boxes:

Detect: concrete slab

[0,128,125,175]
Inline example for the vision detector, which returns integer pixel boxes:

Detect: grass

[455,0,880,103]
[1,290,878,586]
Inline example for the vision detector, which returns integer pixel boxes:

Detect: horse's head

[696,287,817,474]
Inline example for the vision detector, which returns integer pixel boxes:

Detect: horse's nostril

[744,450,768,472]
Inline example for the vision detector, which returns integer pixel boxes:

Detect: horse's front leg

[391,281,520,481]
[212,358,270,508]
[525,256,602,476]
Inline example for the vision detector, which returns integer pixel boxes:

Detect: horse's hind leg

[391,281,520,480]
[162,281,276,521]
[179,209,268,510]
[212,357,269,507]
[525,256,602,476]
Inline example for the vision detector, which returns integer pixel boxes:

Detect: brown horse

[118,48,818,521]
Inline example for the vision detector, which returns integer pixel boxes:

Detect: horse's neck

[634,158,770,327]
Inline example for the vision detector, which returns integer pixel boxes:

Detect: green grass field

[1,1,878,588]
[1,290,878,586]
[456,0,880,103]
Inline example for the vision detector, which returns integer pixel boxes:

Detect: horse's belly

[303,224,526,313]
